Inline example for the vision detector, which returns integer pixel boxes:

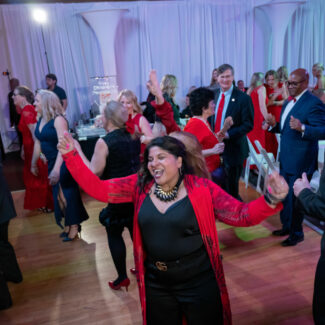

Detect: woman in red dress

[13,86,53,211]
[118,89,153,158]
[264,70,288,158]
[58,132,288,325]
[184,87,225,184]
[246,73,268,152]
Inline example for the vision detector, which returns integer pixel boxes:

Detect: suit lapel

[282,91,309,130]
[225,87,238,117]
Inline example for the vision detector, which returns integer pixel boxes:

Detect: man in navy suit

[209,64,254,199]
[266,68,325,246]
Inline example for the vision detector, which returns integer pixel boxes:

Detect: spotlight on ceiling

[32,8,47,24]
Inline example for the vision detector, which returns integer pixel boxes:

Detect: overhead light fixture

[32,8,47,24]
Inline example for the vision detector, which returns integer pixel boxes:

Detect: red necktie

[288,96,296,102]
[215,93,225,133]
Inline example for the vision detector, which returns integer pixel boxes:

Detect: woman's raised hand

[147,70,164,105]
[57,131,75,155]
[265,171,289,203]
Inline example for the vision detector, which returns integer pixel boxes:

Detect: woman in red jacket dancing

[58,128,288,325]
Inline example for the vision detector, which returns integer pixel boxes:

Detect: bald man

[266,69,325,246]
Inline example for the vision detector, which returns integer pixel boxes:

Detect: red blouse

[184,117,221,172]
[63,150,282,325]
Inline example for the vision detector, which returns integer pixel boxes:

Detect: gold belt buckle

[155,261,167,271]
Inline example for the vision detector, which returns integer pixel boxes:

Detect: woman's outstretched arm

[59,132,138,203]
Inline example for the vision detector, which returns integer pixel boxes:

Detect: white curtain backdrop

[0,0,324,151]
[285,0,325,86]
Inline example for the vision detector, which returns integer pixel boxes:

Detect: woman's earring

[179,167,183,176]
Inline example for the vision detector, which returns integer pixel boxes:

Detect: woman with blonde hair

[312,63,325,90]
[160,74,181,126]
[14,86,53,211]
[170,131,211,180]
[73,100,140,290]
[32,89,88,241]
[118,89,153,157]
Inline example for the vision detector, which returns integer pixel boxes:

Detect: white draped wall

[0,0,324,151]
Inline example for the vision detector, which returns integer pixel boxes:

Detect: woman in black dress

[31,90,89,241]
[75,100,140,290]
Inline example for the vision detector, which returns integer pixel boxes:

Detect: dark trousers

[0,221,9,243]
[313,254,325,325]
[105,221,133,281]
[280,170,312,236]
[145,271,223,325]
[224,164,243,199]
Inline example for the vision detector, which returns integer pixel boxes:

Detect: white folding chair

[244,138,275,193]
[275,133,281,165]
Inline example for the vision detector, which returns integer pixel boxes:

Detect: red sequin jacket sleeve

[206,178,282,226]
[62,150,138,203]
[150,100,180,134]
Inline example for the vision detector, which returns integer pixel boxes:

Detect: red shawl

[63,150,282,325]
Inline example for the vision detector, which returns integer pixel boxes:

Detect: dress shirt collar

[220,84,233,97]
[292,88,308,103]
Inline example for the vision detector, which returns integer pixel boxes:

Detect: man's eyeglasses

[286,79,306,87]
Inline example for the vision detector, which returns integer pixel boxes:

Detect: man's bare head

[287,69,309,97]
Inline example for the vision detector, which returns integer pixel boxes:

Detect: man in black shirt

[45,73,67,111]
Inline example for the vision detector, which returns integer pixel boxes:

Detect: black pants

[280,170,312,235]
[105,220,133,281]
[224,164,243,199]
[146,270,223,325]
[0,221,9,243]
[313,254,325,325]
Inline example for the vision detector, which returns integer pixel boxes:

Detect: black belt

[146,245,206,272]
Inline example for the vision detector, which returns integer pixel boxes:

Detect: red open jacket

[63,150,282,325]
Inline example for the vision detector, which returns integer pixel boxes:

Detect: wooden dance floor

[0,183,320,324]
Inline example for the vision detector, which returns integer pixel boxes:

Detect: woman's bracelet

[264,188,283,206]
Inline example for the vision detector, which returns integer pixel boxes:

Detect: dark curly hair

[138,136,194,192]
[189,87,215,116]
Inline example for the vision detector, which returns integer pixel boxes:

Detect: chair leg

[244,157,250,188]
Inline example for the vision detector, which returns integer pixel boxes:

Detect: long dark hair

[138,136,194,192]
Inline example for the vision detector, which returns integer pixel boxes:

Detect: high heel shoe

[62,225,81,242]
[108,278,130,291]
[59,231,68,238]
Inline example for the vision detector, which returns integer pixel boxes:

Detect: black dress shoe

[272,229,290,236]
[281,236,304,247]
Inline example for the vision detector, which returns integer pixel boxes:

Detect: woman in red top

[14,86,53,211]
[184,87,224,184]
[247,73,268,152]
[118,89,153,158]
[58,133,288,325]
[264,70,287,157]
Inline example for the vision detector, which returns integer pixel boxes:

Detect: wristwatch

[301,124,305,132]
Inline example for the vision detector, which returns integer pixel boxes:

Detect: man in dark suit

[266,68,325,246]
[293,164,325,325]
[208,64,254,199]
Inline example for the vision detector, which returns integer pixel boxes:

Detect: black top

[50,85,67,105]
[101,128,140,179]
[0,165,17,224]
[138,195,203,261]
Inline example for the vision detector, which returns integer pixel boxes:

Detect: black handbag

[0,241,23,283]
[0,270,12,310]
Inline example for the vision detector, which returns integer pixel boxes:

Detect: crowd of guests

[2,63,325,324]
